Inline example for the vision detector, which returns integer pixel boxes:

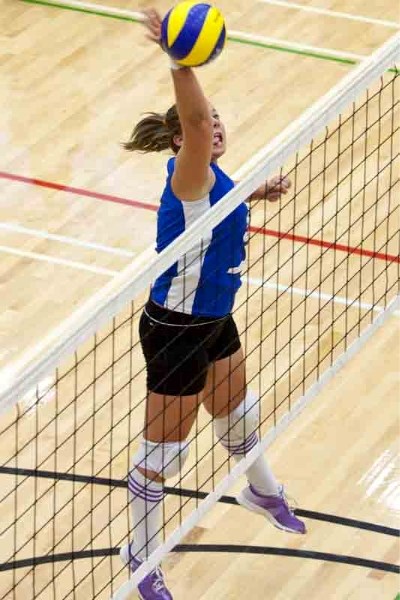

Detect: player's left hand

[264,175,291,201]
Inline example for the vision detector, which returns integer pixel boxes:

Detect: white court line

[38,0,144,21]
[246,276,394,314]
[259,0,400,29]
[4,239,395,313]
[39,0,366,63]
[0,245,118,276]
[0,222,136,257]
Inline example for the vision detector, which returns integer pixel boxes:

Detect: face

[210,107,227,161]
[172,105,227,161]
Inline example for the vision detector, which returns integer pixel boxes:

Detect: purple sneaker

[237,485,306,534]
[120,544,173,600]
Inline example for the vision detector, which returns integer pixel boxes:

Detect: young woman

[120,9,305,600]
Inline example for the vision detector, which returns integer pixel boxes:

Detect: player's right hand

[143,8,163,46]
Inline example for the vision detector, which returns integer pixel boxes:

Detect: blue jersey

[151,157,249,317]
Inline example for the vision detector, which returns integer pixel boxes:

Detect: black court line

[1,466,399,538]
[0,545,398,574]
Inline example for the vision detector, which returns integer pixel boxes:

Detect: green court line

[228,34,356,65]
[21,0,358,66]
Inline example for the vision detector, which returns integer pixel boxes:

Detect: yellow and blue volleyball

[161,2,226,67]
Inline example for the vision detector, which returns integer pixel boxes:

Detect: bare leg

[202,348,246,418]
[139,390,202,481]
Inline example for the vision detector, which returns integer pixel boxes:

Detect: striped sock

[128,468,165,560]
[219,431,279,496]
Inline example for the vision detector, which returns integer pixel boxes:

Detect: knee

[131,439,190,481]
[214,389,260,446]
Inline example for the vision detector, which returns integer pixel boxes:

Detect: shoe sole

[236,491,304,534]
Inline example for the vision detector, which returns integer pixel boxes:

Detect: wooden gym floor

[0,0,399,598]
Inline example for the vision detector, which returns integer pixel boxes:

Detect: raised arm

[144,9,214,201]
[171,68,214,200]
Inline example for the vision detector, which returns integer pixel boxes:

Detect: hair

[123,105,181,154]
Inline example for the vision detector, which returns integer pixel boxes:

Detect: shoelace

[152,567,166,592]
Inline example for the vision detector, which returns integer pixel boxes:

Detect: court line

[248,225,400,264]
[1,545,398,574]
[246,276,388,314]
[0,222,136,257]
[2,236,392,314]
[259,0,400,29]
[0,245,117,276]
[114,295,400,595]
[21,0,364,66]
[228,30,364,63]
[1,171,398,264]
[1,465,399,537]
[0,171,157,212]
[1,238,393,315]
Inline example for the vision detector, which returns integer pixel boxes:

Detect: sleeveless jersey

[151,157,249,317]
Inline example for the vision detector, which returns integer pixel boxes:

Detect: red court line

[1,170,399,264]
[0,171,158,212]
[248,226,400,264]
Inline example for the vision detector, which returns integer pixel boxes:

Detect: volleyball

[161,2,226,67]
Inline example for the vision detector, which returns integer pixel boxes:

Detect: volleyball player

[120,8,306,600]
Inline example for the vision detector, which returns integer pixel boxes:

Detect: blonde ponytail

[123,105,181,153]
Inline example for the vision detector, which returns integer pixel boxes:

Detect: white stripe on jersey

[227,258,246,275]
[165,195,212,313]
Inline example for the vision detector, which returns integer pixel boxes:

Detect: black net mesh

[0,68,398,599]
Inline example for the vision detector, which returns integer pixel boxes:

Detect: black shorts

[139,300,241,396]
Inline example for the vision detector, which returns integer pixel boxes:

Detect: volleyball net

[0,33,399,600]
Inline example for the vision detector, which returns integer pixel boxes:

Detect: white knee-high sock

[217,426,280,496]
[242,450,280,496]
[128,468,164,560]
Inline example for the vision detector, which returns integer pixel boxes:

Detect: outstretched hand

[264,175,291,202]
[247,175,291,202]
[143,8,163,45]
